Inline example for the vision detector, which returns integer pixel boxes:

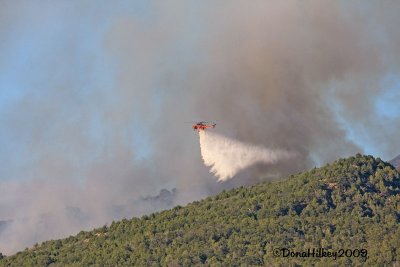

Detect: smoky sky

[1,0,400,254]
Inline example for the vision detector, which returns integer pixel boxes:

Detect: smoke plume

[199,131,295,181]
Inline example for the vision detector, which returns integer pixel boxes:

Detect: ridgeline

[1,154,400,266]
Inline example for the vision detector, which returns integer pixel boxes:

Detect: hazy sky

[1,0,400,254]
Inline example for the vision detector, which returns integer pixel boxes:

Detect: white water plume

[199,131,296,181]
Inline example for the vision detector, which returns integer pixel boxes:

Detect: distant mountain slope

[0,221,11,236]
[389,154,400,170]
[1,154,400,266]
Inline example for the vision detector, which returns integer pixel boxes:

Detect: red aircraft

[191,121,216,132]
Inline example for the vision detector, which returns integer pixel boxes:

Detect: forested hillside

[1,154,400,266]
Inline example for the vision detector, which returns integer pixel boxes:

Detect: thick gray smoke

[1,1,400,255]
[199,131,296,181]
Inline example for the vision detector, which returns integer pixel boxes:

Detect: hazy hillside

[390,154,400,170]
[1,154,400,266]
